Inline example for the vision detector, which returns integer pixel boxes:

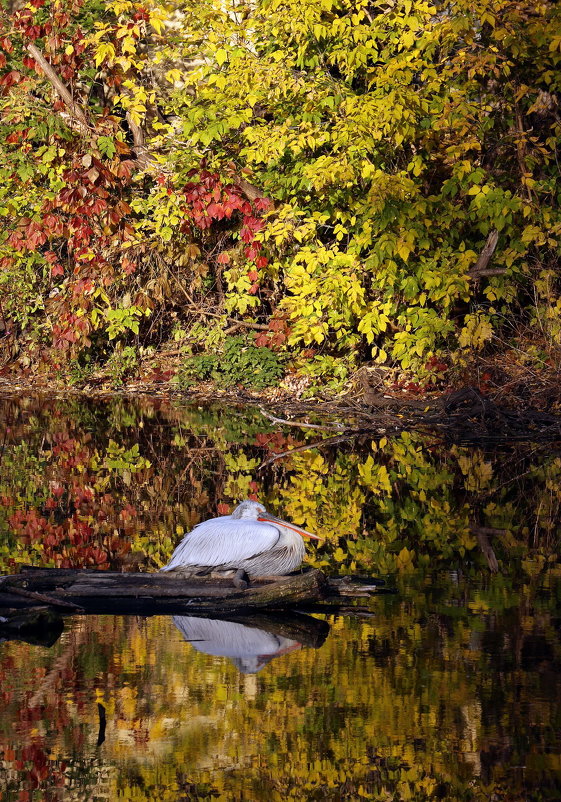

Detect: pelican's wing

[162,518,280,570]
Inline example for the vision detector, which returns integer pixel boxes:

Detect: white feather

[162,518,281,571]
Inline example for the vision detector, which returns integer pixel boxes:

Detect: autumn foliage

[0,0,560,391]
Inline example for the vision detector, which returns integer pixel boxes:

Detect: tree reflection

[0,396,560,800]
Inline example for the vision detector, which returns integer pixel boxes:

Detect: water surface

[0,396,560,801]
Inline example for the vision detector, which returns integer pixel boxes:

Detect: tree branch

[468,229,501,279]
[27,46,268,194]
[125,112,150,168]
[28,44,153,169]
[26,43,90,131]
[233,176,269,201]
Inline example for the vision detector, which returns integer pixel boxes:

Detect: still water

[0,396,560,801]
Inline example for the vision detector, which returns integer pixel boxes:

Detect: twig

[258,407,345,431]
[469,267,507,278]
[165,271,270,331]
[225,318,269,332]
[233,176,269,201]
[258,432,363,469]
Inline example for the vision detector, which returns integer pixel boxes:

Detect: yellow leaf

[150,15,164,35]
[165,69,182,84]
[215,48,228,66]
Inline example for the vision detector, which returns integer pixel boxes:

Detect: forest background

[0,0,560,400]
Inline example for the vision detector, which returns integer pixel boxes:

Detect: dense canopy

[0,0,560,392]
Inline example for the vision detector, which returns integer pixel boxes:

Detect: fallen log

[0,567,384,616]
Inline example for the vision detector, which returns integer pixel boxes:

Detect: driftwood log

[0,568,386,647]
[0,567,385,618]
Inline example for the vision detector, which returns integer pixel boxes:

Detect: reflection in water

[0,395,561,800]
[173,616,302,673]
[172,611,329,674]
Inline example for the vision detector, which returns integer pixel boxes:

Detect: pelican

[161,499,321,577]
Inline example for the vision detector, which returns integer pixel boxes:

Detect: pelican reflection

[173,612,329,674]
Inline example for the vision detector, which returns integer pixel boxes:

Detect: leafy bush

[176,336,285,391]
[107,345,138,386]
[1,0,560,387]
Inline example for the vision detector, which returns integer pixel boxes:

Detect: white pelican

[161,499,321,577]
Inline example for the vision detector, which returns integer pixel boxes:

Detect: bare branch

[233,176,269,201]
[26,43,90,131]
[468,229,500,279]
[259,407,345,430]
[125,112,151,168]
[469,267,507,278]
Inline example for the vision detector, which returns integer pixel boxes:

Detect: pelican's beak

[258,512,322,541]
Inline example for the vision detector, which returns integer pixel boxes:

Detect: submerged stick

[96,703,107,748]
[259,407,345,431]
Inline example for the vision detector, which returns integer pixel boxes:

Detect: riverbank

[2,348,561,446]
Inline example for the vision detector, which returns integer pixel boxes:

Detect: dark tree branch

[468,229,502,279]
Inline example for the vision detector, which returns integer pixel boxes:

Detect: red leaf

[51,263,64,276]
[255,256,268,268]
[24,25,42,40]
[244,245,259,261]
[207,202,224,219]
[0,70,22,87]
[122,256,136,275]
[216,252,230,264]
[254,197,273,212]
[114,139,131,154]
[116,159,135,180]
[271,332,286,347]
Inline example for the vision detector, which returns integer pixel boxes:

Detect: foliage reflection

[0,397,560,800]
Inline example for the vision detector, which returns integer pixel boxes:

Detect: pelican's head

[232,499,321,540]
[231,500,266,520]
